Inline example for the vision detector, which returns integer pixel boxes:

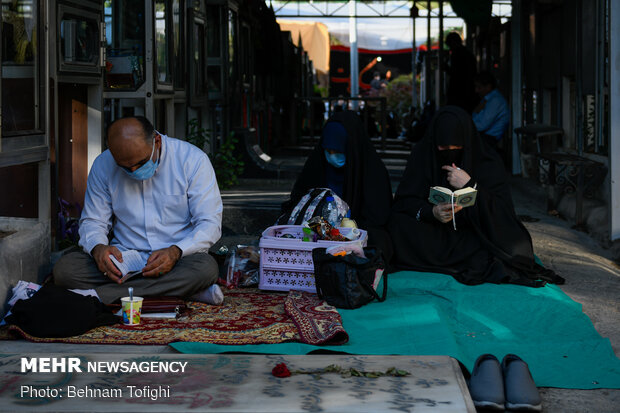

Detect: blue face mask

[123,139,159,180]
[325,150,346,168]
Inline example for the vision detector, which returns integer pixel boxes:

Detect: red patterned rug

[285,290,349,345]
[0,289,348,346]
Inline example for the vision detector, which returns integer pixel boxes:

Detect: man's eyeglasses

[118,153,152,172]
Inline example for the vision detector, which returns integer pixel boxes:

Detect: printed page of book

[109,250,145,277]
[454,187,476,196]
[141,313,178,319]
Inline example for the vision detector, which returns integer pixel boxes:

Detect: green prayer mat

[171,271,620,389]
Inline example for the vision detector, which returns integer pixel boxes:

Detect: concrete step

[220,182,291,238]
[282,143,412,157]
[266,155,405,182]
[219,176,401,239]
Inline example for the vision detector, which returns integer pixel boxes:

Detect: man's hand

[91,244,123,283]
[432,203,463,224]
[442,163,471,189]
[142,245,182,277]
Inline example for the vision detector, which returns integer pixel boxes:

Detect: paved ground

[1,175,618,412]
[509,177,620,413]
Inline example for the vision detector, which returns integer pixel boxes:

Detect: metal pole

[510,0,523,175]
[610,0,620,240]
[595,0,605,153]
[575,0,583,155]
[438,0,444,107]
[381,97,387,150]
[349,0,359,107]
[145,0,154,122]
[412,9,418,110]
[426,0,431,104]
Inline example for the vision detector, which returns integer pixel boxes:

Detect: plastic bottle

[322,196,342,227]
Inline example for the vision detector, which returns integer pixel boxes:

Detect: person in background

[333,95,347,112]
[54,116,224,305]
[370,71,383,91]
[281,111,394,260]
[473,71,510,152]
[445,32,477,112]
[387,106,563,287]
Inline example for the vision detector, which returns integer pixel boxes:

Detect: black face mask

[437,149,464,168]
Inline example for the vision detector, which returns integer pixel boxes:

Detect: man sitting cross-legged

[54,116,223,305]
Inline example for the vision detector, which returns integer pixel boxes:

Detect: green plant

[314,84,328,98]
[186,118,210,150]
[186,119,244,189]
[381,73,414,118]
[213,133,244,190]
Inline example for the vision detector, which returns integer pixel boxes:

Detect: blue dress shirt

[78,134,222,262]
[472,89,510,140]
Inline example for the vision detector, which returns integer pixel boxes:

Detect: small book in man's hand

[428,186,478,208]
[109,250,146,283]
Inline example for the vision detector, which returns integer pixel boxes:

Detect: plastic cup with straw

[122,287,143,325]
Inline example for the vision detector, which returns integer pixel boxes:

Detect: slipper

[468,354,505,411]
[502,354,542,412]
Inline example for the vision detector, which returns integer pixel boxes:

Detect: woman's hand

[442,163,471,189]
[432,203,463,223]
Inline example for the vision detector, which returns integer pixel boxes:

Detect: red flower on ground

[272,363,291,378]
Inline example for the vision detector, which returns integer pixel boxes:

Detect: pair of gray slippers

[468,354,542,412]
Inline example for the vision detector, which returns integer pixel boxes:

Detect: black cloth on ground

[281,110,394,260]
[5,284,118,337]
[387,106,563,286]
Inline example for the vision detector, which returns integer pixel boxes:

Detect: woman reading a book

[280,110,393,260]
[387,106,563,286]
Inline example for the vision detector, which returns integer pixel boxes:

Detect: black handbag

[312,247,388,309]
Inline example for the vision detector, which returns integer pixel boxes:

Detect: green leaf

[323,364,341,373]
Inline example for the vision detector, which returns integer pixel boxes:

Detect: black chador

[282,110,393,259]
[388,106,563,286]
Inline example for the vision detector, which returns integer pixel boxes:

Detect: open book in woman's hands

[428,186,478,208]
[109,250,146,283]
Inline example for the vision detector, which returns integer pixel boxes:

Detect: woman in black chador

[388,106,563,286]
[281,110,393,258]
